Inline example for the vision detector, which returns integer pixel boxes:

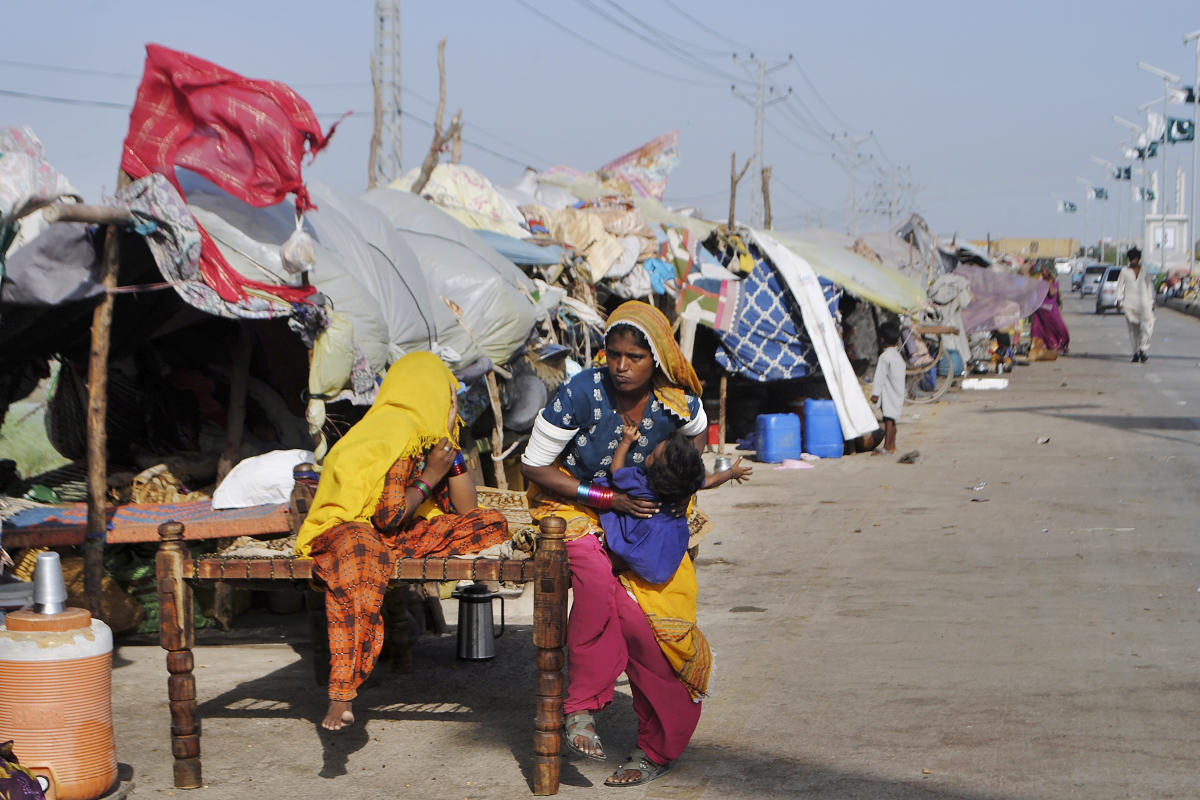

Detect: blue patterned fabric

[540,367,700,481]
[715,255,841,382]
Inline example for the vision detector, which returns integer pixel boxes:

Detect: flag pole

[1188,29,1200,276]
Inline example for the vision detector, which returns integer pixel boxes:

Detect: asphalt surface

[104,293,1200,799]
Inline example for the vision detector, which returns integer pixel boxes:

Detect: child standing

[870,321,905,456]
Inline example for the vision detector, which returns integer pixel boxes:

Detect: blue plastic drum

[803,398,844,459]
[755,413,802,463]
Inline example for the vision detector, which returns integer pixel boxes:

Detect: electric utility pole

[371,0,403,187]
[833,132,872,235]
[732,54,792,228]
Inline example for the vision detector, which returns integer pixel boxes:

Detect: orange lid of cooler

[5,607,92,632]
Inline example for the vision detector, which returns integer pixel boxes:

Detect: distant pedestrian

[1116,247,1155,363]
[871,321,905,455]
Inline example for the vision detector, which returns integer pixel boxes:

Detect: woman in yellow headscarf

[296,351,508,731]
[520,301,716,788]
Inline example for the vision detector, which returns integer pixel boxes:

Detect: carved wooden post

[156,520,201,789]
[532,516,568,795]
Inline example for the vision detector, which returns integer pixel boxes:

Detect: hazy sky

[3,1,1199,244]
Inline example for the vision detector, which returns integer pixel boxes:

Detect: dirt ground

[91,295,1200,798]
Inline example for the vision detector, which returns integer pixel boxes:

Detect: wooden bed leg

[532,516,568,796]
[156,521,202,789]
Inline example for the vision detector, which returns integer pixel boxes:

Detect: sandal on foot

[604,748,670,787]
[563,711,606,761]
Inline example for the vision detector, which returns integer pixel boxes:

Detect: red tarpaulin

[121,44,341,303]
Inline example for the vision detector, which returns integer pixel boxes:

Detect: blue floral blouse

[540,367,701,481]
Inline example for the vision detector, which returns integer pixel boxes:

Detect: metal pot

[451,583,505,661]
[713,456,733,473]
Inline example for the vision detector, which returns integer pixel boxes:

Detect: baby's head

[644,432,706,515]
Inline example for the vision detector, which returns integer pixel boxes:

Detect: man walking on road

[1116,247,1155,363]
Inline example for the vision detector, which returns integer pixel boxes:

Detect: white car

[1079,264,1107,296]
[1096,266,1121,313]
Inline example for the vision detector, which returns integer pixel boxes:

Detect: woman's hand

[611,490,659,519]
[422,437,457,485]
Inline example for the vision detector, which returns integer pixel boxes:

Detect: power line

[0,87,128,109]
[399,86,550,167]
[511,0,729,88]
[656,0,787,59]
[0,56,369,90]
[778,96,834,142]
[2,86,537,170]
[765,118,827,157]
[791,60,855,133]
[582,0,747,83]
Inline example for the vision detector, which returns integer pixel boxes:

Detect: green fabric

[106,543,213,634]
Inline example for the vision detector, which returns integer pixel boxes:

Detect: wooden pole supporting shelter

[64,185,134,620]
[484,371,508,490]
[718,373,728,456]
[532,515,568,795]
[215,322,253,483]
[762,165,774,230]
[728,152,752,229]
[367,59,383,190]
[410,37,462,196]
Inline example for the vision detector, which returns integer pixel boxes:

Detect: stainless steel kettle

[451,583,505,661]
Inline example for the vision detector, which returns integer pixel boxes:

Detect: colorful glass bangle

[412,479,433,500]
[449,452,468,476]
[576,481,592,503]
[587,484,614,510]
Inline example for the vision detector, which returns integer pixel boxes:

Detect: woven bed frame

[153,513,569,796]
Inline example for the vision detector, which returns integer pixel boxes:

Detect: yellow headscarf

[605,300,702,420]
[294,351,459,557]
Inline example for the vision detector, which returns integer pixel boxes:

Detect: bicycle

[898,316,958,404]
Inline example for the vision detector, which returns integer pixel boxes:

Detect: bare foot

[322,700,355,731]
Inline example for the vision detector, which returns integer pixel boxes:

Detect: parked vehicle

[1095,266,1121,313]
[1079,264,1107,295]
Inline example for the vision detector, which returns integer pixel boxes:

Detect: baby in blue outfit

[600,425,750,584]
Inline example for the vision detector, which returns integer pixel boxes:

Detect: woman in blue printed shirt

[521,301,712,787]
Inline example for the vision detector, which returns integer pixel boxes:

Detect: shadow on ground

[118,612,1040,798]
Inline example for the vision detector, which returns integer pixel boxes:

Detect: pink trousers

[563,534,701,764]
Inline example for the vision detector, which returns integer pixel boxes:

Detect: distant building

[971,238,1080,260]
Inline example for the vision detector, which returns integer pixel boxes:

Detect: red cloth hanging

[121,44,342,303]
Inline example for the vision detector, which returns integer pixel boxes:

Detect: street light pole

[1185,28,1200,275]
[1138,61,1182,272]
[1091,156,1116,261]
[1115,117,1148,263]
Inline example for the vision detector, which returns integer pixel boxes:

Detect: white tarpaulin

[750,230,879,439]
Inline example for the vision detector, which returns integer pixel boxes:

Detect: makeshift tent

[749,231,879,440]
[362,186,540,367]
[769,231,927,315]
[390,162,529,239]
[954,263,1049,334]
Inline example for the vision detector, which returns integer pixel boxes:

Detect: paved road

[108,295,1200,799]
